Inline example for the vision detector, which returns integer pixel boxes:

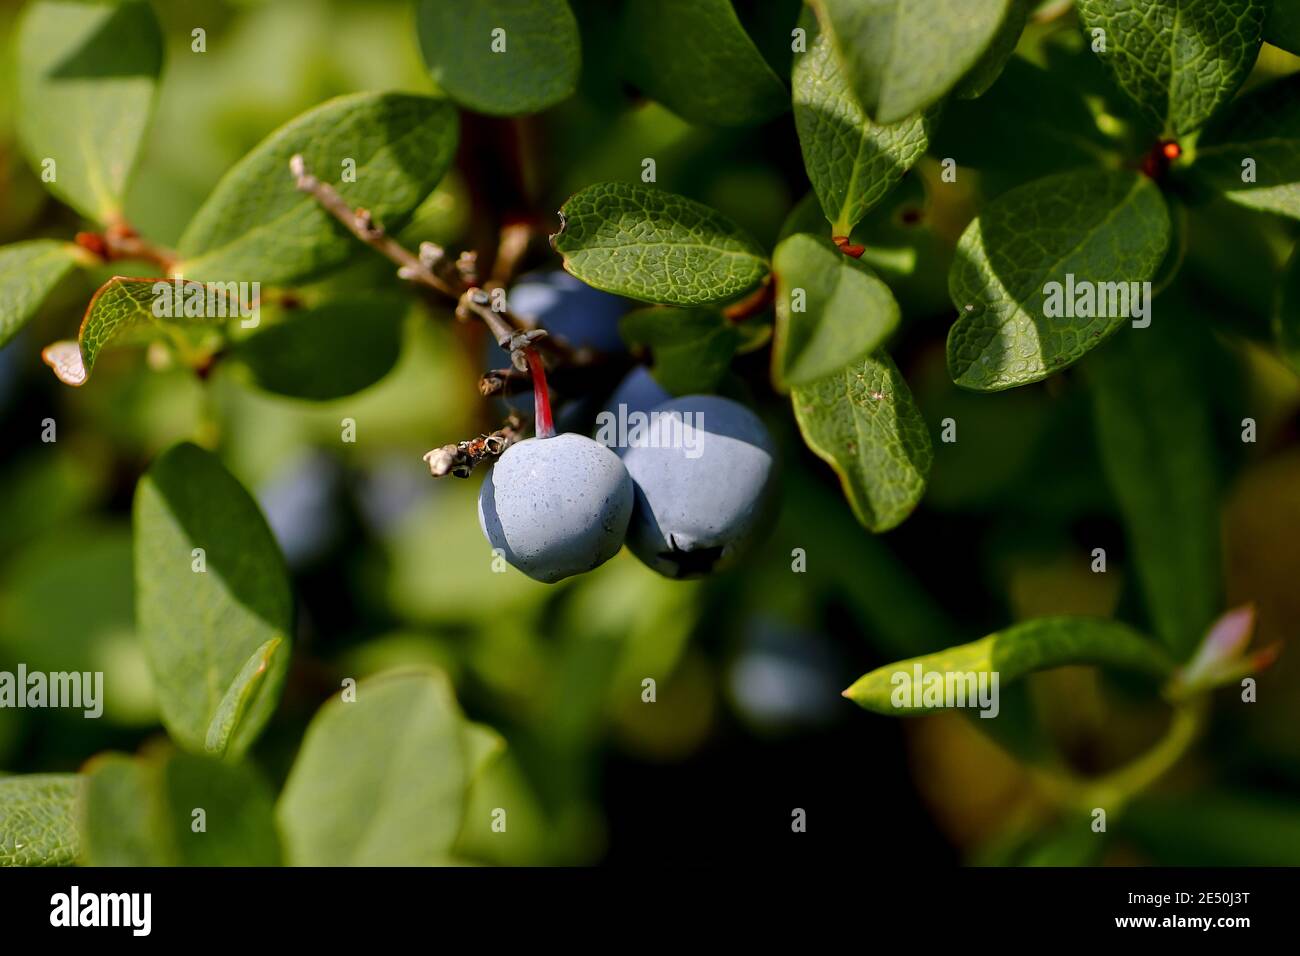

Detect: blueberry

[593,366,672,456]
[506,270,627,353]
[478,433,633,583]
[622,395,778,578]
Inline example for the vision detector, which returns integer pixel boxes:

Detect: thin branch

[289,154,463,299]
[423,415,524,478]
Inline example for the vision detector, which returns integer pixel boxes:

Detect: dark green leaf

[80,750,280,866]
[0,240,83,348]
[955,0,1029,99]
[619,307,741,395]
[232,296,406,400]
[416,0,580,116]
[791,352,931,532]
[134,442,293,758]
[1076,0,1266,135]
[0,774,80,866]
[1088,318,1222,659]
[844,617,1172,715]
[930,56,1116,194]
[15,0,163,221]
[1277,242,1300,373]
[947,170,1170,391]
[792,8,934,235]
[1194,72,1300,221]
[811,0,1012,123]
[178,93,458,285]
[276,670,477,865]
[1124,791,1300,865]
[772,233,899,389]
[41,277,230,387]
[621,0,787,127]
[552,182,770,306]
[1267,0,1300,54]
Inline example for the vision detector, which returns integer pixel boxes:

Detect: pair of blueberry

[479,383,778,582]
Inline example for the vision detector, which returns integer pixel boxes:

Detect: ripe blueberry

[478,432,633,583]
[507,270,627,353]
[622,395,778,578]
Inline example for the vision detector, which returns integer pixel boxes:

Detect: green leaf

[1076,0,1266,136]
[947,170,1170,392]
[0,774,80,866]
[955,0,1029,99]
[772,233,900,389]
[1124,791,1300,865]
[792,7,934,236]
[41,276,231,387]
[81,750,280,866]
[1088,318,1222,659]
[1194,72,1300,221]
[620,0,787,127]
[134,442,293,758]
[15,0,163,222]
[1277,242,1300,373]
[80,755,167,866]
[791,352,931,532]
[1267,0,1300,54]
[811,0,1012,124]
[276,670,478,865]
[620,316,743,392]
[178,93,458,285]
[416,0,580,116]
[844,617,1173,715]
[0,240,83,348]
[231,296,406,400]
[552,182,770,306]
[619,307,740,395]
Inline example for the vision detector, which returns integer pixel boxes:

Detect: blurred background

[1,0,1299,865]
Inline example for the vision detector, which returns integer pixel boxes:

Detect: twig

[423,415,524,478]
[76,221,179,273]
[289,154,463,299]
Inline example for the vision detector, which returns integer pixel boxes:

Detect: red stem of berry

[525,346,555,438]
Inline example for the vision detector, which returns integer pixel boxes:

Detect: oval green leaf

[620,0,787,126]
[417,0,580,116]
[811,0,1012,124]
[619,306,741,395]
[1077,0,1266,135]
[41,276,232,386]
[844,616,1173,715]
[947,169,1171,392]
[231,296,406,401]
[276,670,478,866]
[15,0,163,222]
[81,749,280,866]
[1088,316,1222,660]
[134,442,293,759]
[773,233,899,390]
[178,92,458,285]
[791,351,931,532]
[793,7,934,236]
[0,774,80,866]
[0,240,84,348]
[552,182,770,306]
[1194,72,1300,221]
